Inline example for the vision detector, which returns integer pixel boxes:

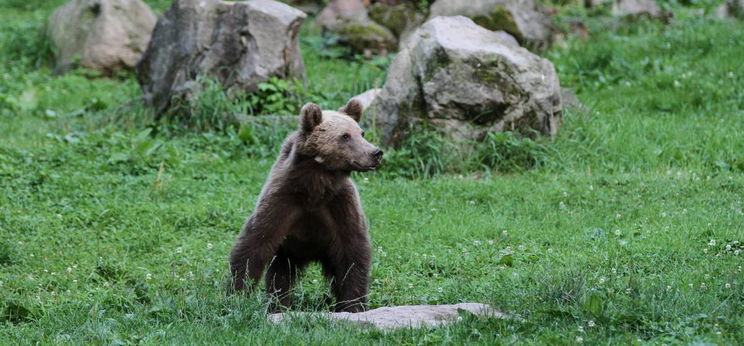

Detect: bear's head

[296,99,383,172]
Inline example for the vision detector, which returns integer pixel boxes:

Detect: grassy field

[1,0,743,344]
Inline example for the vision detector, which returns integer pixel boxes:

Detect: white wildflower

[588,320,596,328]
[725,283,731,289]
[708,239,716,246]
[146,273,152,281]
[207,243,214,250]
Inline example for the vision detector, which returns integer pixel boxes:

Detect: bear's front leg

[326,248,371,313]
[322,186,372,313]
[265,254,306,311]
[228,202,300,294]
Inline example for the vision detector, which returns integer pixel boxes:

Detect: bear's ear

[300,103,323,132]
[339,99,363,123]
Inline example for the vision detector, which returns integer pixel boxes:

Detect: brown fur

[228,99,383,313]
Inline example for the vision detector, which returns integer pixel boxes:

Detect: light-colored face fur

[298,100,382,172]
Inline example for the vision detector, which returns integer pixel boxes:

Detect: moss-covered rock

[472,6,520,41]
[368,3,420,38]
[316,0,398,55]
[334,19,398,54]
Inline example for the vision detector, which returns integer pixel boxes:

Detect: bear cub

[228,99,383,313]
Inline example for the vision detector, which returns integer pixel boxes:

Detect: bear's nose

[372,149,383,160]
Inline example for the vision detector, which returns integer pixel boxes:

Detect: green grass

[1,1,744,344]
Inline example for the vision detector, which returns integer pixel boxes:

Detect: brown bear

[228,99,383,313]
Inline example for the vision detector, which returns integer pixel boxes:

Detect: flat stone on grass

[268,303,505,330]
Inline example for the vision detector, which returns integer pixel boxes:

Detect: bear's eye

[361,131,365,138]
[341,133,351,141]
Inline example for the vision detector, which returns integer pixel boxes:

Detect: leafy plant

[245,77,324,116]
[103,128,181,175]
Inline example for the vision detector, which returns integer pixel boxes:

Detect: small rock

[611,0,667,20]
[561,88,588,114]
[268,303,504,330]
[316,0,367,29]
[716,0,744,19]
[428,0,555,49]
[47,0,156,74]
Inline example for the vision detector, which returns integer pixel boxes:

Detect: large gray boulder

[367,16,562,147]
[428,0,555,49]
[48,0,156,74]
[136,0,306,114]
[268,303,504,330]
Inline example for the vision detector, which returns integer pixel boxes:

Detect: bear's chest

[287,173,347,209]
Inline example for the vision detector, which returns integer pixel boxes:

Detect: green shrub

[161,76,247,132]
[380,127,556,178]
[0,241,15,266]
[0,21,54,69]
[472,131,555,173]
[380,125,456,178]
[237,117,295,157]
[247,77,327,116]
